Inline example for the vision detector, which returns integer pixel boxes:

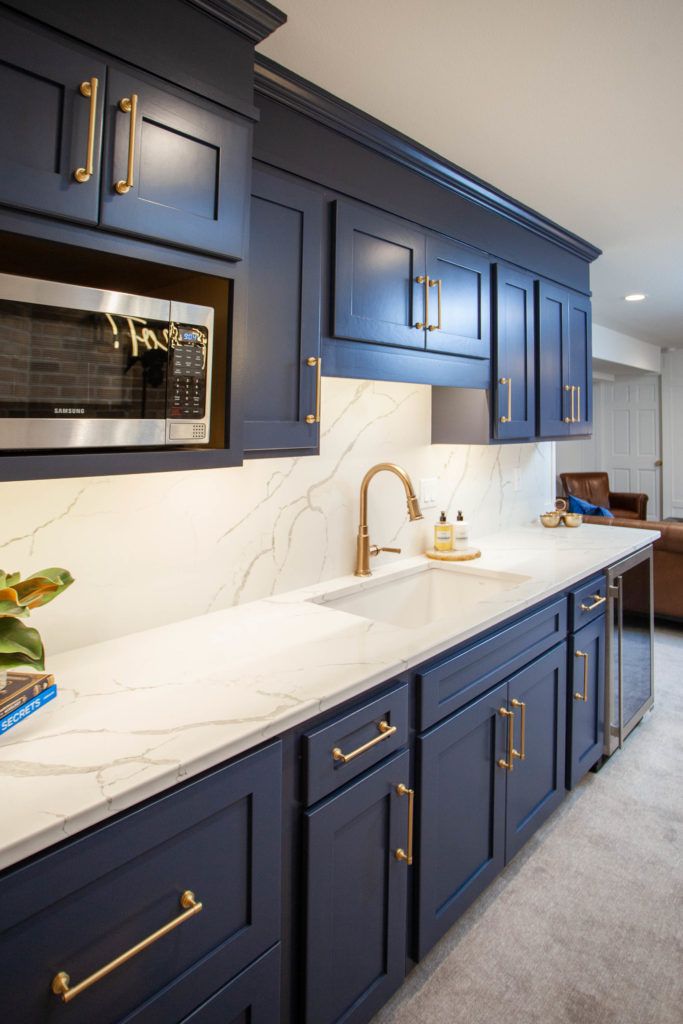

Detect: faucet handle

[370,545,402,557]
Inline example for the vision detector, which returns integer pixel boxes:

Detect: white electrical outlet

[420,478,439,509]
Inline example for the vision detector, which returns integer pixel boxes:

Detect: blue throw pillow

[567,495,614,518]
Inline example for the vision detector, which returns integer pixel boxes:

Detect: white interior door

[661,350,683,520]
[601,374,661,519]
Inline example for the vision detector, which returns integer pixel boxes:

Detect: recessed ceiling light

[624,293,647,302]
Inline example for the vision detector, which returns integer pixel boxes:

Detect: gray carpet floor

[373,625,683,1024]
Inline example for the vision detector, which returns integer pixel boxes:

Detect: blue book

[0,682,57,736]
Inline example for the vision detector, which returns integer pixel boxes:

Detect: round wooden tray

[424,546,481,562]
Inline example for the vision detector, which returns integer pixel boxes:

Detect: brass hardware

[655,459,663,468]
[563,384,572,423]
[510,698,526,760]
[74,78,99,183]
[305,356,322,424]
[51,890,202,1003]
[415,275,429,329]
[575,385,581,423]
[369,545,401,556]
[427,278,442,331]
[499,377,512,423]
[580,594,606,612]
[332,720,397,763]
[395,783,415,865]
[574,650,589,701]
[354,463,423,576]
[115,94,138,194]
[497,707,515,771]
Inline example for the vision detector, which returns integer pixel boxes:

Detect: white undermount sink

[312,564,532,629]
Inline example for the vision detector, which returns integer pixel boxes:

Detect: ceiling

[257,0,683,348]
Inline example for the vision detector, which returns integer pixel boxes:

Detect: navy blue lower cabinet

[504,645,567,860]
[567,616,606,788]
[179,945,281,1024]
[415,680,507,959]
[304,749,410,1024]
[0,741,282,1024]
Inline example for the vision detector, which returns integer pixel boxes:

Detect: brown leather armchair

[560,472,648,520]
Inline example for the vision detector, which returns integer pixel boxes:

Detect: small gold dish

[563,512,583,528]
[540,512,562,528]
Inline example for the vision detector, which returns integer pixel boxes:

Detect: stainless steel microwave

[0,272,214,449]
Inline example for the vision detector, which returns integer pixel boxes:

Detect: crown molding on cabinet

[185,0,286,43]
[254,55,602,263]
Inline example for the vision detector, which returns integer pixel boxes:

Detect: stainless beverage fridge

[604,547,655,756]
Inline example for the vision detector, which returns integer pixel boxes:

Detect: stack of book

[0,672,57,736]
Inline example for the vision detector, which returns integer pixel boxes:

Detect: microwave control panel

[168,324,208,420]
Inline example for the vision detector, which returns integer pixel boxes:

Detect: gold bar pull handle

[332,720,397,764]
[510,698,526,760]
[497,706,515,771]
[51,890,202,1003]
[305,356,322,424]
[575,385,581,423]
[580,594,606,612]
[74,77,99,183]
[563,383,572,423]
[574,650,589,701]
[499,377,512,423]
[427,278,442,331]
[395,783,415,865]
[415,275,429,329]
[115,93,138,195]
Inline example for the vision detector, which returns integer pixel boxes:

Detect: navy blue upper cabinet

[100,68,251,258]
[505,644,567,860]
[493,264,536,440]
[416,681,507,959]
[424,237,490,358]
[568,615,605,788]
[333,200,426,348]
[305,750,410,1024]
[0,17,105,224]
[244,166,323,455]
[537,280,592,438]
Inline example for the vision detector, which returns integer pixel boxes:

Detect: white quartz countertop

[0,523,657,873]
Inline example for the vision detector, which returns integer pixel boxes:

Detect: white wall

[661,349,683,518]
[0,378,554,657]
[592,323,662,374]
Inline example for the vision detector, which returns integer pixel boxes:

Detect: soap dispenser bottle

[454,510,470,550]
[434,511,453,551]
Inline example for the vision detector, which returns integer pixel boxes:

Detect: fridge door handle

[616,576,624,749]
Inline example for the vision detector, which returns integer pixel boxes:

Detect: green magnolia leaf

[0,616,45,668]
[0,649,45,671]
[0,587,21,614]
[18,567,74,609]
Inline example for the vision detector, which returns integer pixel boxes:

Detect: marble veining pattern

[0,524,657,872]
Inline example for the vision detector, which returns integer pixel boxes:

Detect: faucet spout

[355,463,423,577]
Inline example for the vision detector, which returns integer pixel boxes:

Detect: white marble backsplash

[0,378,553,655]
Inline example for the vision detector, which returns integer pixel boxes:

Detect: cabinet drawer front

[304,683,409,805]
[180,945,281,1024]
[0,742,281,1024]
[418,597,567,729]
[568,616,606,788]
[569,574,607,632]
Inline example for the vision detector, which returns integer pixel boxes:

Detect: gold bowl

[540,512,561,528]
[563,512,583,528]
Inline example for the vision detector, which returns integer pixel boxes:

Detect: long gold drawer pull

[499,377,512,423]
[580,594,606,612]
[332,720,396,763]
[415,274,429,329]
[51,890,202,1004]
[563,383,572,423]
[510,698,526,760]
[115,93,138,194]
[395,783,415,865]
[575,384,581,423]
[74,77,99,183]
[497,706,515,771]
[305,356,322,424]
[427,278,442,331]
[574,650,589,701]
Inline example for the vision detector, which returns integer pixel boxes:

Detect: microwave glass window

[0,298,169,419]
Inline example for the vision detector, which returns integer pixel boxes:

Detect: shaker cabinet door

[100,69,251,258]
[244,167,323,455]
[493,264,535,440]
[568,616,605,788]
[333,200,426,348]
[505,644,567,861]
[416,681,507,960]
[568,291,593,435]
[0,18,105,224]
[304,750,410,1024]
[424,237,491,359]
[536,279,571,437]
